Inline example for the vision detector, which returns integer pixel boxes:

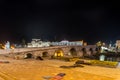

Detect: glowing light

[10,46,15,49]
[54,50,63,57]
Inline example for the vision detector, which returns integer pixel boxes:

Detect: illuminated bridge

[0,45,97,59]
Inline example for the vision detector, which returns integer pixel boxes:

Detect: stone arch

[24,53,33,59]
[42,52,49,57]
[54,49,64,57]
[89,48,93,55]
[69,48,77,56]
[95,47,100,53]
[95,47,99,51]
[82,48,87,57]
[82,48,86,53]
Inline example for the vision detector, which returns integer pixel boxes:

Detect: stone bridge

[0,45,97,59]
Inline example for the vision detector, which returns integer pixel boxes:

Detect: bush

[50,56,80,62]
[89,60,118,68]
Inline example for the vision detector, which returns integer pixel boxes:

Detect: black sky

[0,1,120,44]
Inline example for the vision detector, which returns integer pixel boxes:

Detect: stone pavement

[0,57,118,80]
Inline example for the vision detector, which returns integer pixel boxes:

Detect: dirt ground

[0,56,120,80]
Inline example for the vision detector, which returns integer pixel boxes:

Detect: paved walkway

[0,57,119,80]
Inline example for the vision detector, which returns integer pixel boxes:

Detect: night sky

[0,1,120,44]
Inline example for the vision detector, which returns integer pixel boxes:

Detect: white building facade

[51,40,83,46]
[27,39,50,47]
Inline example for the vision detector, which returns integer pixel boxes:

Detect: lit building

[51,40,83,46]
[27,39,50,47]
[116,40,120,48]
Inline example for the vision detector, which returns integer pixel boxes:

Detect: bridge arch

[82,48,87,57]
[89,48,93,55]
[24,53,33,59]
[54,49,64,57]
[69,48,77,56]
[42,52,49,57]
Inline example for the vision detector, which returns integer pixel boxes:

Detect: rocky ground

[0,56,120,80]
